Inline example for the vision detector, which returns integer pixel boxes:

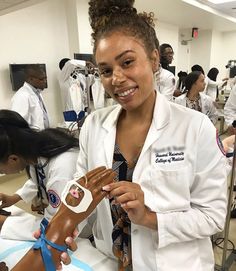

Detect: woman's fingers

[32,229,41,239]
[60,252,71,265]
[65,236,77,252]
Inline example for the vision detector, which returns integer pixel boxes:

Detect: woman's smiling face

[95,31,158,111]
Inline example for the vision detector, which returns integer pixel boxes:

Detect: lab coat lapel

[102,105,122,167]
[141,93,171,156]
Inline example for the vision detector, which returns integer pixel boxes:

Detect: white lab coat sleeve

[44,151,78,221]
[11,92,30,124]
[15,178,38,203]
[67,83,83,113]
[224,85,236,126]
[74,116,91,179]
[206,97,218,125]
[161,74,175,101]
[74,115,95,232]
[157,116,227,248]
[92,78,105,109]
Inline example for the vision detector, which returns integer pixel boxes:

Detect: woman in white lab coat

[65,1,227,271]
[174,71,218,124]
[0,109,79,241]
[205,67,228,101]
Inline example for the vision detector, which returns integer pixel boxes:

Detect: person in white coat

[175,71,218,125]
[0,109,79,241]
[154,66,175,101]
[11,64,49,130]
[58,58,87,114]
[205,67,228,101]
[224,84,236,134]
[62,1,227,270]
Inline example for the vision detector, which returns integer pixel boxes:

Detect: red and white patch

[48,189,61,208]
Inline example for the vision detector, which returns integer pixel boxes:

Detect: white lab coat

[224,85,236,126]
[154,68,175,101]
[58,59,86,112]
[0,148,79,241]
[11,82,48,130]
[174,92,218,124]
[75,93,227,271]
[205,77,225,101]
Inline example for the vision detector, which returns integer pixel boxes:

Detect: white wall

[76,0,93,54]
[178,28,192,74]
[189,29,212,74]
[221,31,236,79]
[155,21,179,71]
[0,0,71,126]
[0,0,236,127]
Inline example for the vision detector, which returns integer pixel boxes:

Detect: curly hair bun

[89,0,136,32]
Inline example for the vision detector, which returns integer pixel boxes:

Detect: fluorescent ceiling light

[208,0,235,4]
[182,0,236,23]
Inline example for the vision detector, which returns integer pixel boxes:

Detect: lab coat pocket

[145,167,191,212]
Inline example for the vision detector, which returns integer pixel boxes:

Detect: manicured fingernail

[102,185,110,191]
[65,237,72,243]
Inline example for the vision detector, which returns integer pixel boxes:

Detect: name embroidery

[155,151,184,164]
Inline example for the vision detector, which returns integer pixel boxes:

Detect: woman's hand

[102,181,157,230]
[0,194,21,209]
[227,125,236,136]
[33,228,78,269]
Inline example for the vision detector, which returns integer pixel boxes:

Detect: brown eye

[100,68,112,77]
[123,59,133,67]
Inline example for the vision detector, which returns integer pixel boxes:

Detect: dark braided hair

[88,0,158,59]
[0,110,79,162]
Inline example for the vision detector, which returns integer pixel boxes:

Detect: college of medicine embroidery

[155,151,185,164]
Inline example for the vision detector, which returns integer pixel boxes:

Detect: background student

[0,109,79,241]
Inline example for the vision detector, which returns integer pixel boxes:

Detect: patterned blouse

[186,95,202,112]
[111,143,136,271]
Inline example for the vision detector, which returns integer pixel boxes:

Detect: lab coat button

[133,229,138,234]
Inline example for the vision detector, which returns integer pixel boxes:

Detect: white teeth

[118,88,135,97]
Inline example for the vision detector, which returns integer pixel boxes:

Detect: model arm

[12,166,115,271]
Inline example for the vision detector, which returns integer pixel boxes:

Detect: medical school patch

[216,130,226,156]
[48,190,61,208]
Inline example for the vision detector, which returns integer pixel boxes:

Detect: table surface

[0,206,117,270]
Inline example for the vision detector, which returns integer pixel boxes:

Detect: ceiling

[0,0,44,16]
[198,0,236,18]
[0,0,30,10]
[1,0,236,32]
[135,0,236,32]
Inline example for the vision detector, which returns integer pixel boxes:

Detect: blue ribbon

[33,218,68,271]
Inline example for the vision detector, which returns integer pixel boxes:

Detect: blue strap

[33,218,68,271]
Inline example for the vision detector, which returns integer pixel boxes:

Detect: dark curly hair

[88,0,158,59]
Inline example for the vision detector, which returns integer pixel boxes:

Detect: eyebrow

[97,50,135,67]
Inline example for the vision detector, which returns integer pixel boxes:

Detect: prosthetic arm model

[12,166,116,271]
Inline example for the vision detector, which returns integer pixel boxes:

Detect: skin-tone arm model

[11,166,115,271]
